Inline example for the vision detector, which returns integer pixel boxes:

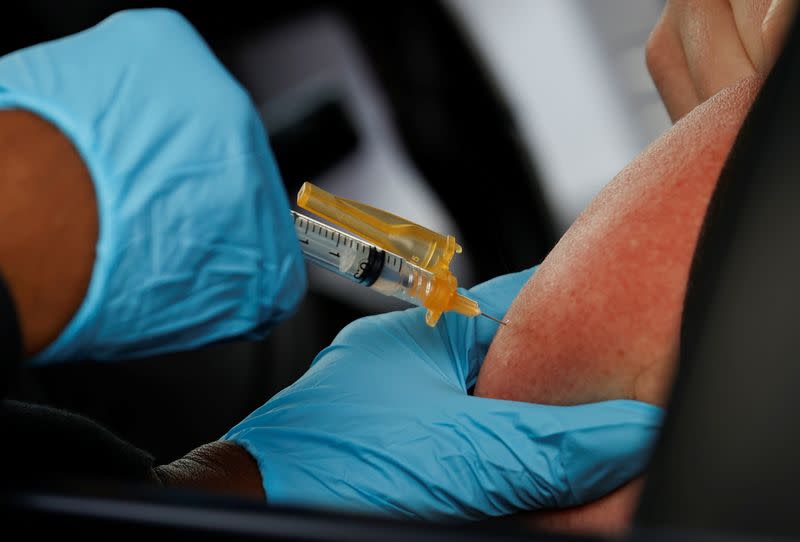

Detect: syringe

[291,183,508,327]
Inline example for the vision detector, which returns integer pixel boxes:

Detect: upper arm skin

[474,76,761,535]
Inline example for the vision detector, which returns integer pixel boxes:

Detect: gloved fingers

[317,268,538,394]
[541,399,663,506]
[316,308,442,377]
[439,266,537,388]
[461,397,663,511]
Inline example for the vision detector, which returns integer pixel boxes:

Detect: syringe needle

[480,312,509,326]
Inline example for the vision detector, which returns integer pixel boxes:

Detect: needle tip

[480,312,509,326]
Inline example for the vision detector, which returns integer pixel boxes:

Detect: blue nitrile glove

[0,9,305,361]
[223,267,663,520]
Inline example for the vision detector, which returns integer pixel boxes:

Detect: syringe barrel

[293,211,382,286]
[293,210,442,307]
[293,210,467,321]
[369,253,437,309]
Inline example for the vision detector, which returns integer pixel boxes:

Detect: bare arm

[0,109,97,358]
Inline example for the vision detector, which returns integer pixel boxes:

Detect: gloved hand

[0,9,305,361]
[223,267,663,520]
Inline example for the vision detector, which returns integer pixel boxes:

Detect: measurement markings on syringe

[293,210,380,284]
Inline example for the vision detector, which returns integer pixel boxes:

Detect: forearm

[1,110,263,498]
[0,109,97,358]
[153,441,265,500]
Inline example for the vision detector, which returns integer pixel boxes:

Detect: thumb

[466,398,663,512]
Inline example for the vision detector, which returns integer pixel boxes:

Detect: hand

[647,0,798,121]
[223,268,663,520]
[0,10,305,361]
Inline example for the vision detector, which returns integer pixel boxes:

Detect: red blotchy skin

[475,77,760,536]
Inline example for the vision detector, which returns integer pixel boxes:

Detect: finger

[762,0,799,70]
[465,398,663,511]
[729,0,772,70]
[442,266,538,388]
[646,2,702,121]
[679,0,758,101]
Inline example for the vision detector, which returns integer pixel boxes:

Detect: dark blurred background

[2,0,669,464]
